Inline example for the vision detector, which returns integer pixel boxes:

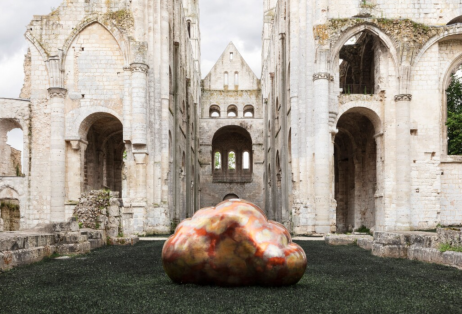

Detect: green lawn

[1,241,462,314]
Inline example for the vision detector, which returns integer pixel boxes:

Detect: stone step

[0,246,56,271]
[0,233,55,251]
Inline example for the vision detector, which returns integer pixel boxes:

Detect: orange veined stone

[162,199,307,286]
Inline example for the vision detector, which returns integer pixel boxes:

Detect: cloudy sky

[0,0,262,100]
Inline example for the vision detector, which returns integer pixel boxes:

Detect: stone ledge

[325,234,373,246]
[107,236,139,246]
[336,229,462,270]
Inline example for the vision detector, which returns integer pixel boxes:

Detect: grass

[1,241,462,313]
[440,243,462,253]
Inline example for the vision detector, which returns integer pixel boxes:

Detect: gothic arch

[0,185,21,199]
[329,23,400,78]
[61,19,130,67]
[336,104,383,135]
[413,26,462,68]
[24,31,49,63]
[65,107,123,141]
[439,52,462,156]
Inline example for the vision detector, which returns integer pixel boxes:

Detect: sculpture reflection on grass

[162,199,307,286]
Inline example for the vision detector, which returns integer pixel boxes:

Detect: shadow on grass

[1,241,462,313]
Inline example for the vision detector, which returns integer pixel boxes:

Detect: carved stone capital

[70,140,81,151]
[394,94,412,102]
[133,152,148,164]
[313,72,334,81]
[130,63,149,74]
[48,87,67,98]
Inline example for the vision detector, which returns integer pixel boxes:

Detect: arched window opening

[214,152,222,170]
[223,193,239,201]
[446,66,462,155]
[227,105,238,118]
[1,119,24,177]
[244,105,254,118]
[212,126,253,183]
[209,105,221,118]
[228,151,236,170]
[234,72,239,86]
[243,151,250,170]
[230,52,234,60]
[187,20,191,38]
[447,16,462,25]
[288,128,292,163]
[169,131,173,162]
[83,114,124,196]
[0,199,20,231]
[224,72,229,86]
[182,151,186,170]
[339,31,384,95]
[276,151,281,177]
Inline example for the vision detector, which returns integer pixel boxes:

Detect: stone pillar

[374,133,384,231]
[49,87,67,222]
[68,140,87,201]
[130,63,149,146]
[395,94,412,230]
[313,72,332,234]
[123,67,132,142]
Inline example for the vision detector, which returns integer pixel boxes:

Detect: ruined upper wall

[328,0,462,26]
[203,43,260,91]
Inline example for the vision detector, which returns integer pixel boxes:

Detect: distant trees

[447,73,462,155]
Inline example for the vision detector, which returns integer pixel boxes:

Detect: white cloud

[200,0,263,78]
[0,0,62,98]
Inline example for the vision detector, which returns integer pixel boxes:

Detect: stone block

[108,205,120,217]
[372,243,408,259]
[408,247,443,264]
[374,232,403,245]
[357,238,373,250]
[325,235,372,246]
[108,236,139,246]
[106,227,118,238]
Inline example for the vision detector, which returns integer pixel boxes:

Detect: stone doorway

[0,199,20,231]
[83,114,124,196]
[334,111,377,233]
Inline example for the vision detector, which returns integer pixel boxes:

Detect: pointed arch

[61,18,130,67]
[329,23,400,78]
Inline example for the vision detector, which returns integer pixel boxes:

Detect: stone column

[313,72,332,234]
[68,140,87,201]
[374,133,384,231]
[123,67,132,142]
[130,63,149,146]
[49,87,67,222]
[395,94,412,230]
[130,63,148,233]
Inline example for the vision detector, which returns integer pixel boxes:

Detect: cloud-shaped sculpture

[162,199,307,286]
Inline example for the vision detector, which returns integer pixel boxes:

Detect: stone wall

[0,0,202,235]
[200,44,264,210]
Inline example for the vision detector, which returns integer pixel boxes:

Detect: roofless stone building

[1,0,462,237]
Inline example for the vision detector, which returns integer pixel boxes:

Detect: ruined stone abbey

[2,0,462,236]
